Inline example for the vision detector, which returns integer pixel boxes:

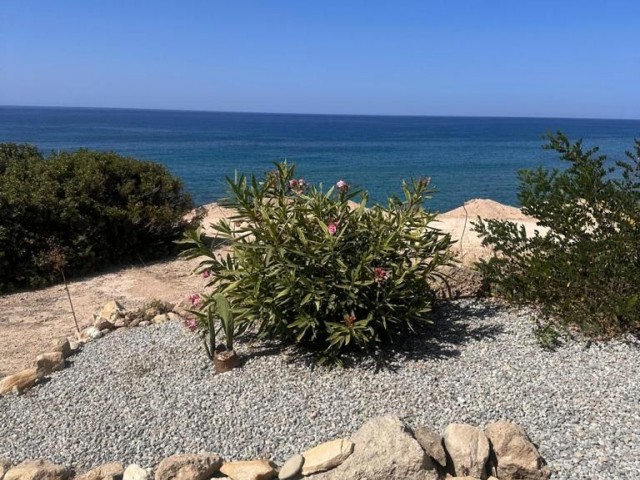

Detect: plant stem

[60,268,80,336]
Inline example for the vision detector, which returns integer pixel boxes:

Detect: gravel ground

[1,299,638,479]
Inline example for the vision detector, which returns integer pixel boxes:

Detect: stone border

[0,416,550,480]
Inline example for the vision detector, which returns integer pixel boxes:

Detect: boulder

[4,459,70,480]
[0,367,41,395]
[301,439,354,475]
[414,426,447,467]
[219,460,277,480]
[35,351,65,376]
[76,462,125,480]
[154,453,222,480]
[1,458,13,478]
[484,421,550,480]
[443,423,490,479]
[312,416,436,480]
[278,454,303,480]
[123,465,149,480]
[51,337,72,358]
[101,300,126,321]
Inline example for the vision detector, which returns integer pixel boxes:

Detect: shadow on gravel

[235,300,507,372]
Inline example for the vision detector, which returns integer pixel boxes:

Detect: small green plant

[45,242,81,337]
[184,293,239,359]
[474,132,640,338]
[180,162,453,363]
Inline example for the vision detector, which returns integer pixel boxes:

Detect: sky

[1,1,639,119]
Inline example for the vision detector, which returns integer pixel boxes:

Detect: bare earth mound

[0,200,540,375]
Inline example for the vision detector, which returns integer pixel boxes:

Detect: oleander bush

[180,162,453,363]
[0,143,195,292]
[474,133,640,340]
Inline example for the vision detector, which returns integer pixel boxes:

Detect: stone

[219,460,277,480]
[139,321,150,327]
[1,458,13,478]
[35,351,65,376]
[51,337,72,358]
[301,439,354,475]
[443,423,490,479]
[129,318,141,327]
[76,462,125,480]
[82,326,103,340]
[414,426,447,467]
[278,454,304,480]
[101,300,126,321]
[166,312,182,322]
[94,316,114,331]
[154,453,223,480]
[69,341,81,351]
[314,416,435,480]
[114,318,126,328]
[484,421,551,480]
[152,314,169,324]
[123,465,148,480]
[0,367,41,395]
[4,459,70,480]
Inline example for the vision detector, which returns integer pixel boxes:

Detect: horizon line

[1,104,639,122]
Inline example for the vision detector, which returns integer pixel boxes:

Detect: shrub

[0,143,195,292]
[180,162,453,363]
[474,132,640,339]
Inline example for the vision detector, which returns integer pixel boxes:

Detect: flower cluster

[328,222,339,235]
[187,293,201,308]
[183,317,197,332]
[344,313,356,327]
[336,180,349,192]
[289,178,306,193]
[373,267,390,283]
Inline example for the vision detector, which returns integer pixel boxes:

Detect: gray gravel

[1,299,638,479]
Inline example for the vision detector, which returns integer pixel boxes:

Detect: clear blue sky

[1,1,638,119]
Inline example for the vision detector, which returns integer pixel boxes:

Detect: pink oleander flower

[183,318,198,332]
[202,269,211,279]
[374,267,390,283]
[328,222,338,235]
[344,314,356,327]
[336,180,348,191]
[290,178,306,192]
[289,179,299,189]
[187,293,201,308]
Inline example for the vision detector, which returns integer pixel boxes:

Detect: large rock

[76,462,125,480]
[123,465,148,480]
[278,454,303,480]
[51,337,72,358]
[312,416,436,480]
[443,423,490,479]
[101,300,126,321]
[219,460,277,480]
[154,453,222,480]
[1,458,13,478]
[485,421,550,480]
[301,439,354,475]
[0,367,41,395]
[4,459,70,480]
[414,426,447,467]
[35,351,65,376]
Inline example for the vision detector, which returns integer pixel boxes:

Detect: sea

[1,106,639,212]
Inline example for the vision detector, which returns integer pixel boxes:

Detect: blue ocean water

[1,106,639,211]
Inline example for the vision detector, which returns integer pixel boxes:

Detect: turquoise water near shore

[1,106,639,211]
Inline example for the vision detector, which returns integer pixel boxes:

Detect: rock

[443,423,490,479]
[101,300,126,321]
[152,314,169,324]
[0,367,41,395]
[484,421,551,480]
[1,458,13,478]
[219,460,277,480]
[414,426,447,467]
[4,459,70,480]
[114,318,126,328]
[129,318,141,327]
[51,337,72,358]
[301,439,354,475]
[139,321,150,327]
[76,462,125,480]
[35,351,65,375]
[82,326,103,340]
[278,454,304,480]
[94,316,114,331]
[172,305,191,318]
[100,328,111,336]
[166,312,182,322]
[123,465,148,480]
[154,453,223,480]
[69,341,81,351]
[314,416,435,480]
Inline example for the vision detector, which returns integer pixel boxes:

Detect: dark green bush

[0,143,195,292]
[180,162,453,363]
[474,133,640,339]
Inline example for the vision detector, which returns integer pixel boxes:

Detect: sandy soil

[0,200,543,377]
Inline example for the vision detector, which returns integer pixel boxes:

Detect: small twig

[460,201,469,259]
[60,268,81,336]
